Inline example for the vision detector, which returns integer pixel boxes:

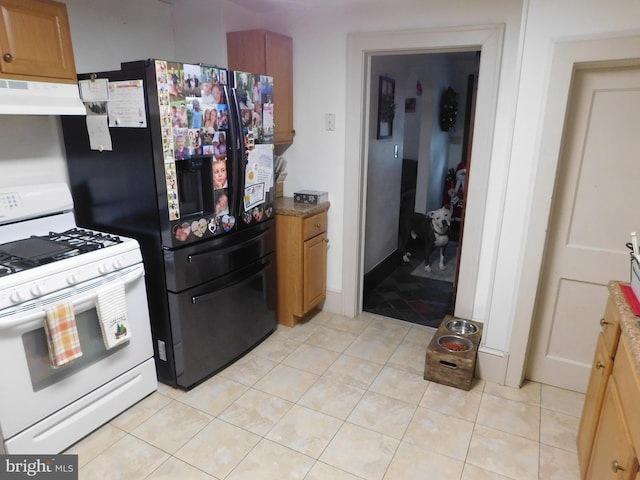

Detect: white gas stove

[0,184,141,308]
[0,183,156,454]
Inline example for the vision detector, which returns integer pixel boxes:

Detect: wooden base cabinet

[577,296,621,475]
[227,29,294,145]
[275,199,329,327]
[0,0,77,83]
[577,333,614,471]
[578,284,640,480]
[587,377,638,480]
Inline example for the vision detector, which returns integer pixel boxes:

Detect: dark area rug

[362,241,455,328]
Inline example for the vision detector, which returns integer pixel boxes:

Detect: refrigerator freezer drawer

[164,219,275,292]
[167,252,277,389]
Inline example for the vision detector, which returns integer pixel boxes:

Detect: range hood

[0,78,85,115]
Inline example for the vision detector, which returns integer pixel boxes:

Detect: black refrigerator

[61,59,277,389]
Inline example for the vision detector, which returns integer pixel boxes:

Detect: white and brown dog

[399,204,452,272]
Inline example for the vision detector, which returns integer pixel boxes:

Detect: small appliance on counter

[293,190,329,205]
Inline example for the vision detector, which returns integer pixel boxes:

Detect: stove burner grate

[0,228,122,274]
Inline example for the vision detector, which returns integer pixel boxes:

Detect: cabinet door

[577,333,614,476]
[586,378,638,480]
[302,232,327,314]
[226,30,266,73]
[227,29,294,145]
[601,296,621,357]
[264,32,294,144]
[0,0,76,82]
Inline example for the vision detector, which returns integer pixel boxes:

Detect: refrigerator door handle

[186,227,271,263]
[228,85,246,217]
[191,259,272,304]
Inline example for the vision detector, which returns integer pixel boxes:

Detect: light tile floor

[66,311,584,480]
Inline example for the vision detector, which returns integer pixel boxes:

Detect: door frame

[506,34,640,387]
[342,25,504,321]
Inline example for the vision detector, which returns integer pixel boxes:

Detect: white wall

[0,0,175,189]
[363,56,406,273]
[170,0,262,64]
[420,55,452,214]
[402,71,421,162]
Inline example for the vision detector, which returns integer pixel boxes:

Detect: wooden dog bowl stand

[424,315,483,391]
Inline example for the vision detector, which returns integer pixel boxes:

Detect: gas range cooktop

[0,228,123,277]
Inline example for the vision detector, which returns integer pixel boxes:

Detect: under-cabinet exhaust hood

[0,78,85,115]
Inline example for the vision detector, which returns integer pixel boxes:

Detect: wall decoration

[439,86,458,132]
[405,98,416,113]
[376,76,395,139]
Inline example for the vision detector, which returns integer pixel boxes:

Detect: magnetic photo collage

[155,60,231,233]
[233,71,274,148]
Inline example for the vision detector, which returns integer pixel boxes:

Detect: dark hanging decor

[439,86,458,132]
[376,75,395,139]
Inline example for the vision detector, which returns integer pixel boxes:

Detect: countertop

[275,197,331,217]
[609,281,640,373]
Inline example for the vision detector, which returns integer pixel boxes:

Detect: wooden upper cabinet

[227,29,294,145]
[0,0,77,83]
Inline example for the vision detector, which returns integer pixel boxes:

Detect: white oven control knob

[9,290,23,303]
[30,284,44,297]
[112,259,123,269]
[67,273,80,285]
[98,264,110,275]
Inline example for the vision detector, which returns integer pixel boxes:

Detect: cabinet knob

[596,361,605,370]
[611,460,625,473]
[315,223,321,229]
[3,53,13,63]
[599,317,609,327]
[325,238,329,244]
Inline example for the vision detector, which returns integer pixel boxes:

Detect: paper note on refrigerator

[107,80,147,128]
[244,144,274,211]
[79,78,109,102]
[246,144,274,189]
[85,114,112,151]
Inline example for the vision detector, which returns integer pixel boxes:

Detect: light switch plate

[325,113,335,131]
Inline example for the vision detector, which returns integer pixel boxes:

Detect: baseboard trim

[476,347,509,385]
[363,251,401,297]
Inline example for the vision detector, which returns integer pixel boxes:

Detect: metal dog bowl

[437,335,473,353]
[445,319,478,336]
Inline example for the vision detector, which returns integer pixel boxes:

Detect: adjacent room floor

[67,311,582,480]
[363,242,456,328]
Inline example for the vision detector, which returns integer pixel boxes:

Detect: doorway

[342,26,504,322]
[361,52,479,328]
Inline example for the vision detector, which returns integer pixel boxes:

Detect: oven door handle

[0,266,144,330]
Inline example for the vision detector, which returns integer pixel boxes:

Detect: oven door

[0,264,153,440]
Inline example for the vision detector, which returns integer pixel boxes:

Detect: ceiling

[224,0,375,13]
[225,0,308,12]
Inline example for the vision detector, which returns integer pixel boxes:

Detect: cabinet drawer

[302,212,327,241]
[613,335,640,450]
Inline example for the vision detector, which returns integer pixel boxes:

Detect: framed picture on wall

[377,76,395,139]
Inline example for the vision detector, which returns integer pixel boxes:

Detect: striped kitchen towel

[44,302,83,368]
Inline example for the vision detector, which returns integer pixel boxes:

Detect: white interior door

[526,64,640,393]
